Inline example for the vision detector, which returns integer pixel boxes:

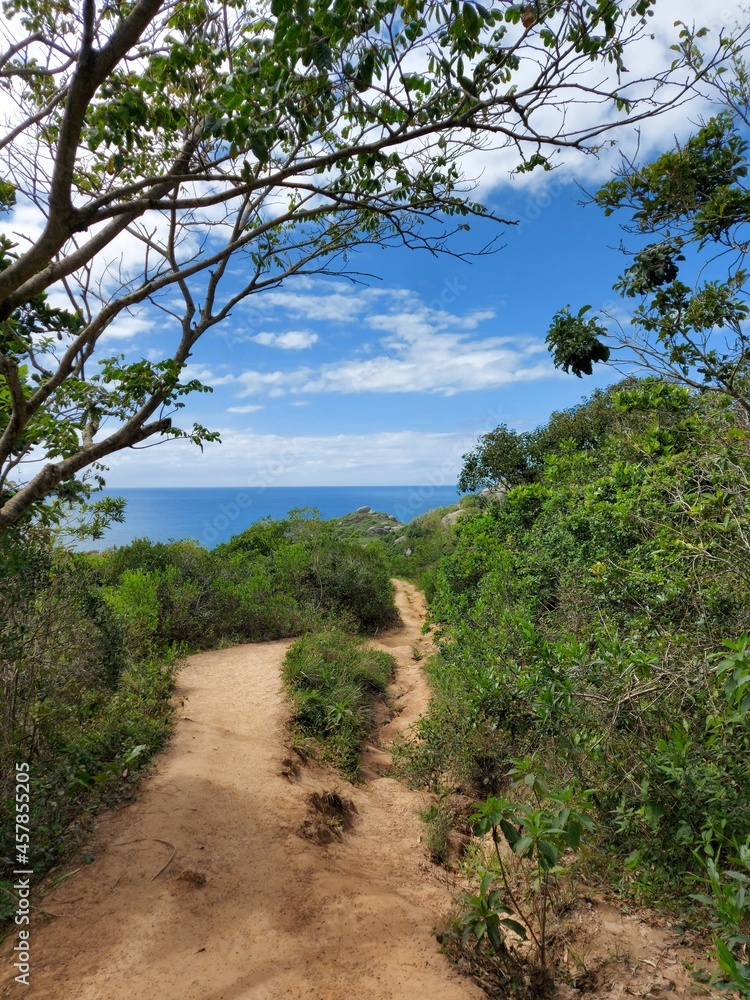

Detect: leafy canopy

[0,0,728,529]
[546,110,750,413]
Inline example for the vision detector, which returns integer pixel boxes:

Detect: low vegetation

[94,509,400,654]
[282,630,396,779]
[0,509,399,927]
[396,380,750,994]
[0,529,176,923]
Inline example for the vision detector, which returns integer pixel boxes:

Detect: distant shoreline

[75,485,462,551]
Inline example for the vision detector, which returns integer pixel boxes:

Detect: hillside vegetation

[0,510,399,921]
[4,386,750,992]
[394,379,750,993]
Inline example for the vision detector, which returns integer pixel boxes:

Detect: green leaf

[538,839,559,868]
[564,823,581,850]
[514,834,534,857]
[499,817,521,848]
[499,917,528,939]
[462,3,480,38]
[645,801,666,829]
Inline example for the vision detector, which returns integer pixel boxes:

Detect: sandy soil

[0,580,482,1000]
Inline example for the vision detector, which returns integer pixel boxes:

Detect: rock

[441,509,465,527]
[478,486,506,501]
[356,505,371,513]
[405,548,413,556]
[394,536,408,545]
[368,526,390,535]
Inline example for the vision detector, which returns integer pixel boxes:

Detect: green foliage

[94,511,400,651]
[459,870,527,957]
[545,112,750,412]
[406,381,750,910]
[468,769,594,971]
[545,305,610,378]
[282,630,395,779]
[329,509,403,541]
[0,529,175,899]
[595,111,750,239]
[692,846,750,996]
[459,424,534,493]
[366,505,466,595]
[102,568,160,662]
[458,384,633,496]
[420,789,455,865]
[715,638,750,721]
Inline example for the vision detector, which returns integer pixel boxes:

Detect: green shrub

[379,506,462,591]
[421,790,455,864]
[408,382,750,902]
[103,568,160,660]
[96,512,400,654]
[0,531,174,903]
[282,631,395,779]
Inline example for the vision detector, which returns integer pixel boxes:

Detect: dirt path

[0,581,482,1000]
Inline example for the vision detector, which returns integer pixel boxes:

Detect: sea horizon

[76,485,462,550]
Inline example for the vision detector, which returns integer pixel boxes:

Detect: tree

[0,0,731,529]
[546,106,750,417]
[458,382,631,492]
[458,422,534,493]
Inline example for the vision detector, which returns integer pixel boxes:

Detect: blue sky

[47,1,749,488]
[99,176,661,487]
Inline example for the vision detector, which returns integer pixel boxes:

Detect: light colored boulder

[478,486,507,501]
[356,505,371,513]
[441,509,466,527]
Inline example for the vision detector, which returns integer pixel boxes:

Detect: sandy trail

[0,581,482,1000]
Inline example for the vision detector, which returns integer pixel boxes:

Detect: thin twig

[148,840,177,883]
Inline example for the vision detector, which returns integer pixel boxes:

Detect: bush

[379,506,463,595]
[0,530,174,903]
[282,631,395,779]
[95,511,401,654]
[405,382,750,901]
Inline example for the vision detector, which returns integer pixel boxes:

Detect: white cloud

[104,427,480,487]
[227,404,264,413]
[241,285,370,324]
[230,287,556,397]
[180,364,236,386]
[99,314,155,343]
[254,330,319,349]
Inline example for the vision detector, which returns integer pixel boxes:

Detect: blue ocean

[83,485,461,550]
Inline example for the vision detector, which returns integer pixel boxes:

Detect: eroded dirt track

[0,581,482,1000]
